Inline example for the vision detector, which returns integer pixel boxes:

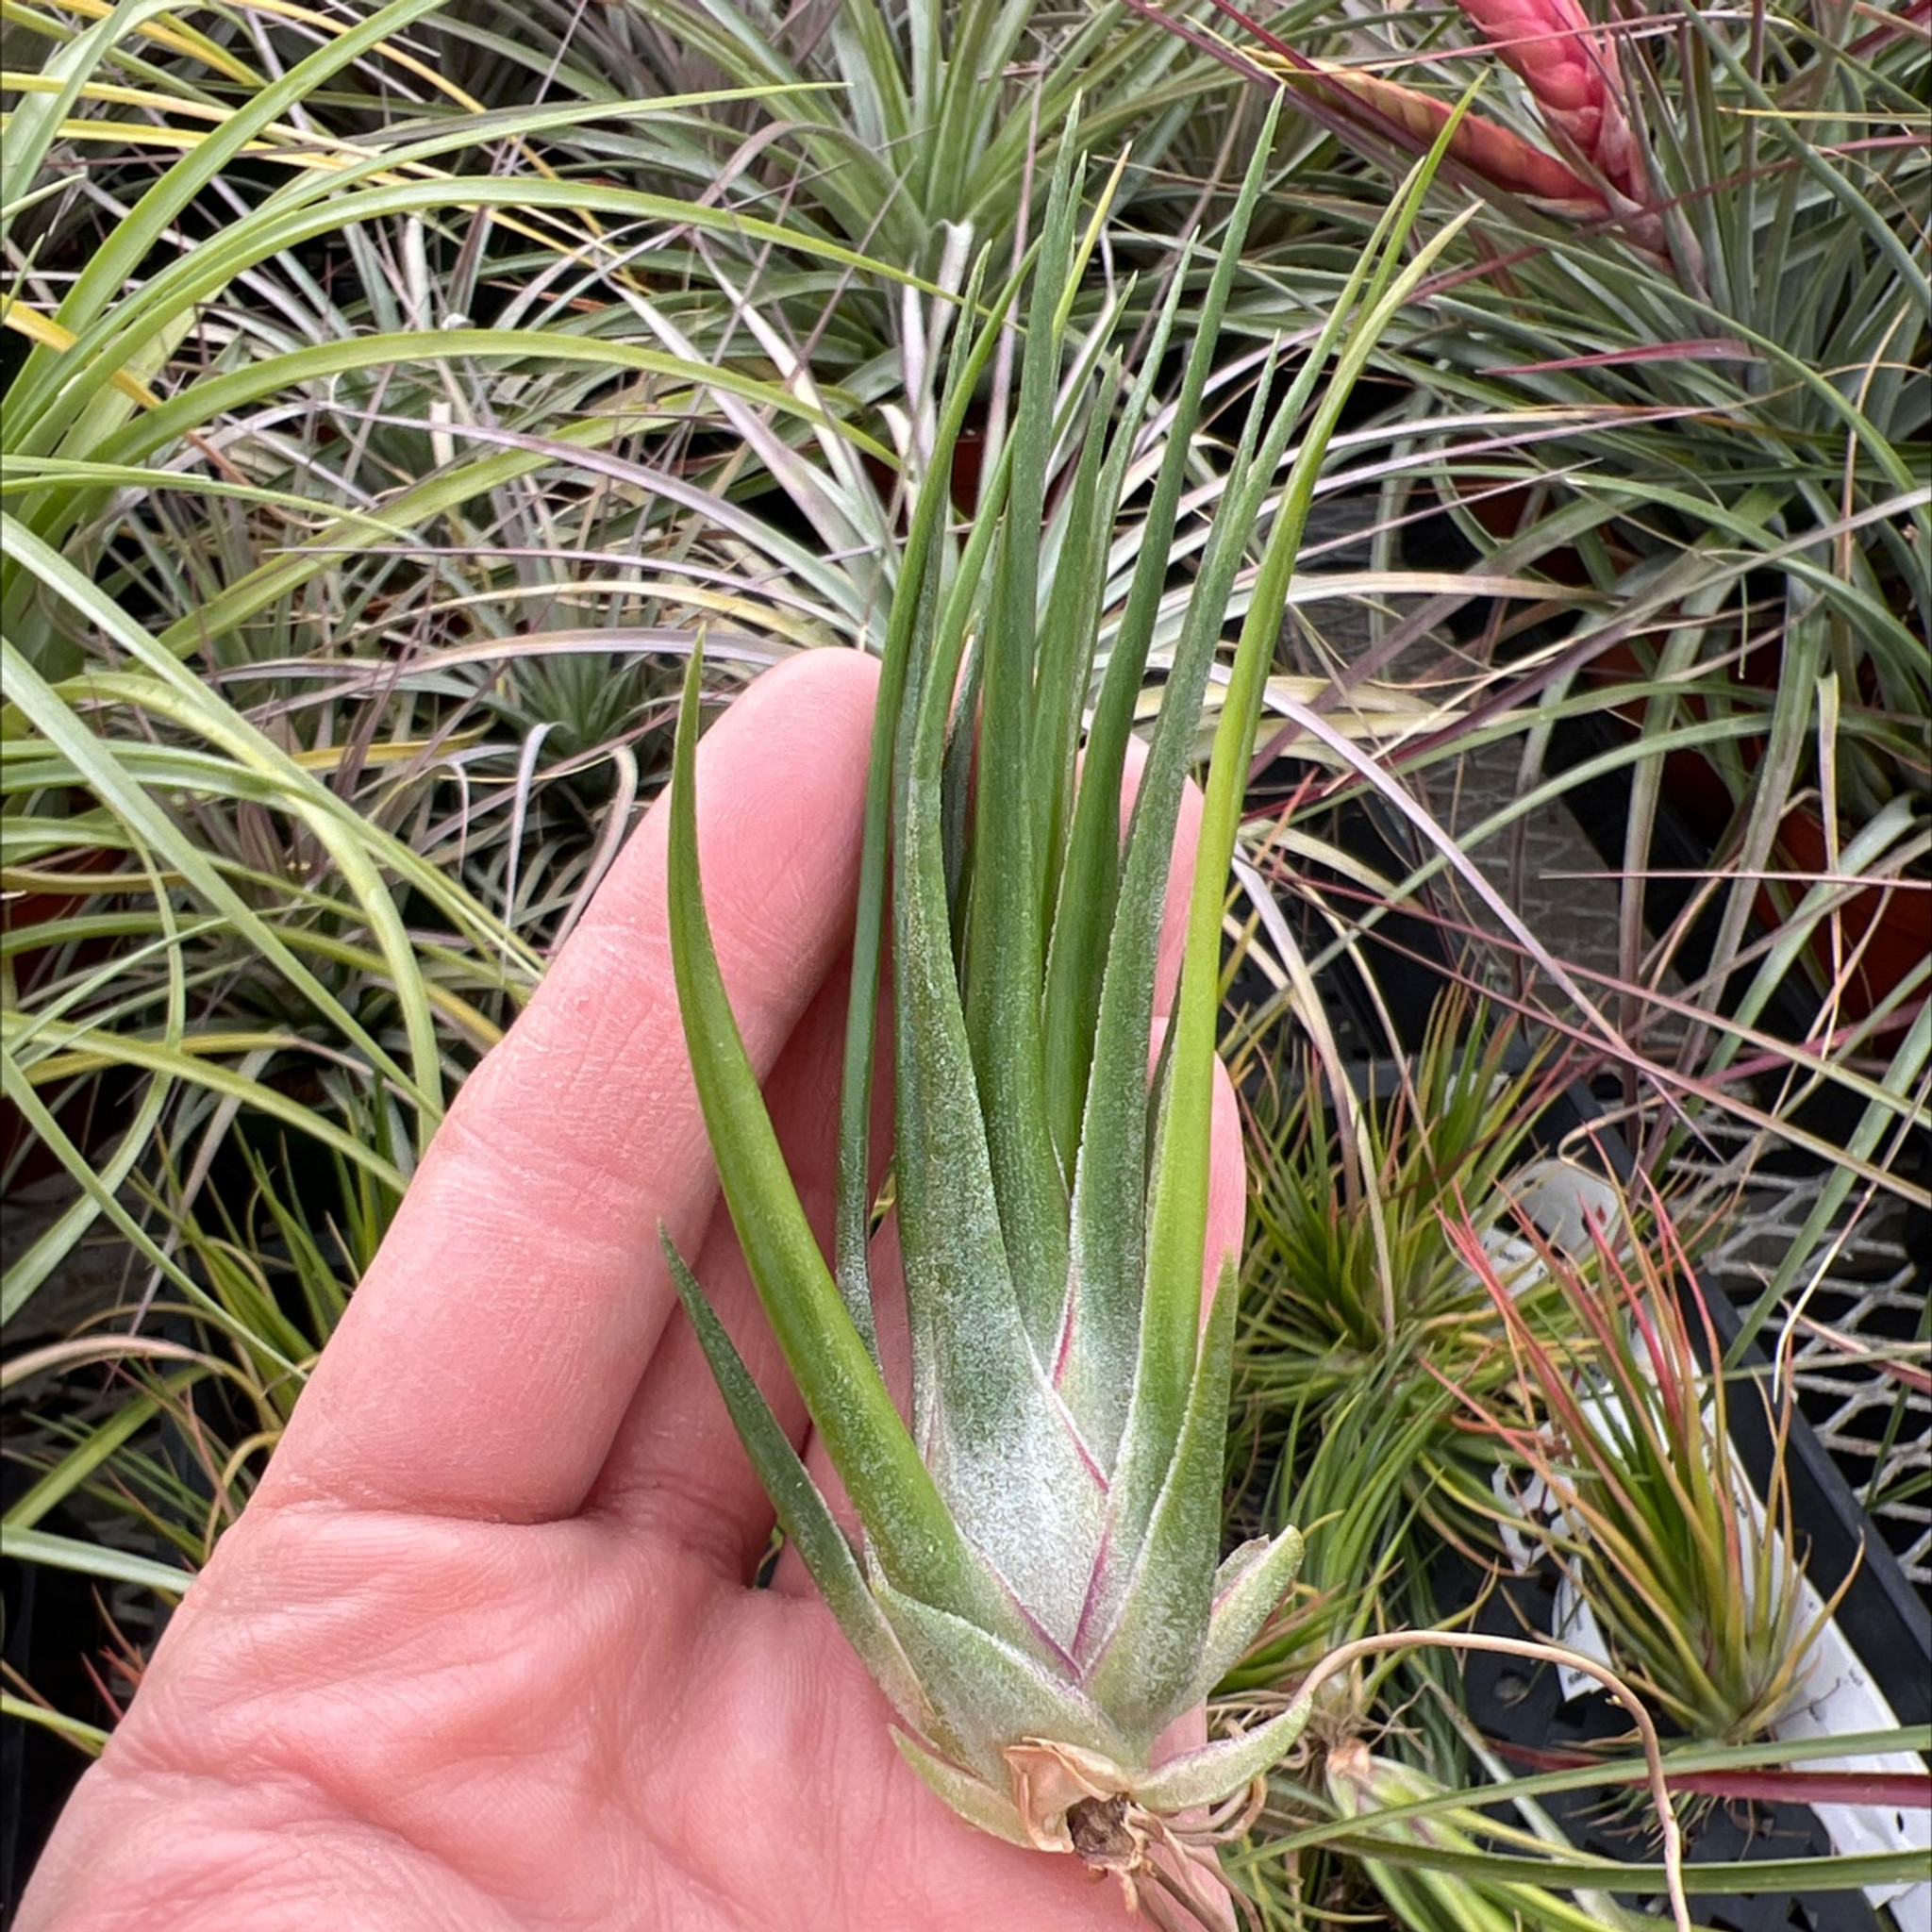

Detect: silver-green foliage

[662,114,1467,1872]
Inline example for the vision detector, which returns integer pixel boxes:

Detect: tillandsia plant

[661,115,1473,1924]
[1144,0,1658,239]
[1447,1190,1850,1744]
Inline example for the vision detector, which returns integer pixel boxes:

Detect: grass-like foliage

[1453,1192,1849,1744]
[1174,0,1929,1313]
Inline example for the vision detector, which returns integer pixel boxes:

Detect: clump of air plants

[1448,1186,1850,1745]
[1238,1002,1574,1408]
[662,108,1477,1925]
[1222,1002,1585,1632]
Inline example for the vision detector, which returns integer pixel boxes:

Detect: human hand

[19,649,1245,1932]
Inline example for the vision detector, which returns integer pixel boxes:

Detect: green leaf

[0,1693,109,1756]
[3,1394,165,1532]
[873,1562,1130,1789]
[1,1526,192,1598]
[663,647,1015,1640]
[891,590,1107,1645]
[660,1235,925,1728]
[892,1730,1032,1847]
[833,253,1011,1353]
[1135,1692,1317,1815]
[1080,1258,1238,1732]
[1051,103,1282,1467]
[961,137,1078,1355]
[1187,1525,1307,1707]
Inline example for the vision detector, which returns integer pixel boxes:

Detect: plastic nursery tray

[1441,1556,1892,1932]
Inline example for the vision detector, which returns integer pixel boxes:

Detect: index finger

[258,648,881,1524]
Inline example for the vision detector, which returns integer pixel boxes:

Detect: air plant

[1449,1187,1851,1744]
[662,114,1473,1922]
[1236,1002,1573,1413]
[1212,1005,1587,1702]
[1217,1374,1455,1691]
[1150,0,1659,236]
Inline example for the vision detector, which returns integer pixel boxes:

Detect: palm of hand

[30,1483,1122,1930]
[21,654,1241,1932]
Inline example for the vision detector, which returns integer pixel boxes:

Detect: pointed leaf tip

[1186,1525,1306,1706]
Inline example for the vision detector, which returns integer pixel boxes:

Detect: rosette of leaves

[660,118,1464,1922]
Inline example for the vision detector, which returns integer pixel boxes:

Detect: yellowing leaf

[0,300,161,408]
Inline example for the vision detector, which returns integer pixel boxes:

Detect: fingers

[258,649,881,1524]
[1203,1046,1247,1294]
